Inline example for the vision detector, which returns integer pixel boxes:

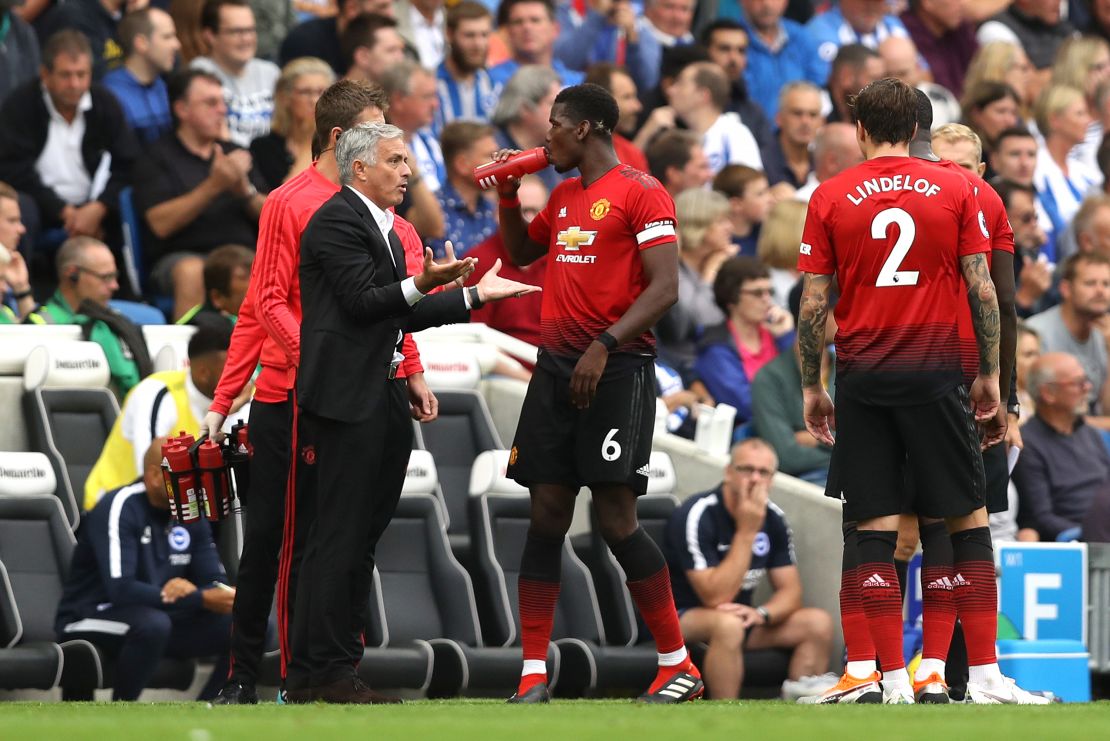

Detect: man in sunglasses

[28,235,151,395]
[662,437,835,700]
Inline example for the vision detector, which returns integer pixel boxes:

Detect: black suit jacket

[298,186,469,422]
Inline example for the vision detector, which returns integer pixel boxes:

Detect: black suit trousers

[286,379,413,689]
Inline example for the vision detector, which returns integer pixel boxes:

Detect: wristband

[499,195,521,209]
[756,605,771,625]
[12,288,32,300]
[467,285,484,310]
[596,331,619,352]
[1007,403,1021,417]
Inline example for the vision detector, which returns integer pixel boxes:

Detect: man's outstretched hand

[415,241,477,294]
[475,258,541,303]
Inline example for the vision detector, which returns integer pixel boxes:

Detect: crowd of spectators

[2,0,1110,571]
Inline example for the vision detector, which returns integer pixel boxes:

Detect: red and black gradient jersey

[527,163,677,378]
[797,155,990,405]
[934,160,1016,384]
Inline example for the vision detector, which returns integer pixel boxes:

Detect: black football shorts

[825,386,986,522]
[507,362,655,494]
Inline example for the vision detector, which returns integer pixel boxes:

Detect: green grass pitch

[1,700,1107,740]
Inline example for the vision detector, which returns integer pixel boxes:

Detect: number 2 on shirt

[873,207,920,287]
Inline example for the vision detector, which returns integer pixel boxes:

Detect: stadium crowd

[2,0,1110,702]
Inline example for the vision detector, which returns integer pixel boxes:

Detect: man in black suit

[288,121,538,703]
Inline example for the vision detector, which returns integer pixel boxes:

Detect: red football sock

[951,527,998,667]
[840,566,877,664]
[627,566,687,659]
[517,577,559,694]
[920,522,957,662]
[856,530,905,672]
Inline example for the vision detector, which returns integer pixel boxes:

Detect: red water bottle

[473,147,549,190]
[196,439,231,521]
[162,443,201,522]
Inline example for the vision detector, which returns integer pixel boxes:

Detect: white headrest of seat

[0,327,84,374]
[402,449,438,495]
[418,344,482,390]
[142,324,195,371]
[645,451,677,495]
[0,452,57,497]
[22,342,111,391]
[469,449,527,496]
[153,344,180,373]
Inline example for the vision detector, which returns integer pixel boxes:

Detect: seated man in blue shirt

[55,438,236,701]
[664,438,833,699]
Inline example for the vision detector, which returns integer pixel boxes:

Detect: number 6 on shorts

[602,428,622,461]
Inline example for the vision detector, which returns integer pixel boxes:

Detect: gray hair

[336,122,406,185]
[56,236,108,273]
[379,58,431,98]
[1026,359,1058,403]
[777,80,822,109]
[491,65,561,127]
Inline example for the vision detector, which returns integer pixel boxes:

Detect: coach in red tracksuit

[198,81,437,704]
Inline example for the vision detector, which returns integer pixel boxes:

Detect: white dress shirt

[36,86,94,206]
[408,5,446,69]
[345,185,474,364]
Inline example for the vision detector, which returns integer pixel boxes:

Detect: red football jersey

[797,155,990,404]
[934,160,1016,383]
[527,164,677,376]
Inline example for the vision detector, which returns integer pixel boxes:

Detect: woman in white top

[1033,85,1102,259]
[1049,37,1110,175]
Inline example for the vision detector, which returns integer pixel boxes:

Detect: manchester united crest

[589,198,611,221]
[509,446,518,465]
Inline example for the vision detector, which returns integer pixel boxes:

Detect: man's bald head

[879,36,922,86]
[814,122,863,181]
[143,437,170,508]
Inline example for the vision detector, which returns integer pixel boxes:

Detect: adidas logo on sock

[862,573,891,588]
[951,573,972,587]
[926,576,954,591]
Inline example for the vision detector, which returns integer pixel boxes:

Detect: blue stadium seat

[118,187,145,298]
[108,300,166,326]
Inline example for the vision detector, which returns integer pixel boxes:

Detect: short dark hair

[200,0,249,33]
[553,83,619,137]
[990,177,1035,210]
[584,62,628,93]
[661,44,710,82]
[962,80,1021,118]
[187,322,233,359]
[340,13,398,70]
[447,0,492,31]
[852,78,918,146]
[1063,250,1110,282]
[995,126,1036,149]
[914,87,933,132]
[686,62,730,112]
[831,43,880,76]
[118,8,157,57]
[646,129,699,182]
[203,244,253,298]
[713,165,766,199]
[497,0,555,27]
[713,256,771,314]
[167,68,223,129]
[700,18,746,47]
[42,30,92,71]
[440,120,495,170]
[313,79,390,157]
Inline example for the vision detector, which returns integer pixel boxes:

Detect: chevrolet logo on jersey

[555,226,599,264]
[556,226,597,251]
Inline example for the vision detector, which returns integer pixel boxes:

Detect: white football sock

[657,646,688,666]
[969,662,1004,686]
[915,658,946,682]
[882,668,911,688]
[521,660,547,677]
[846,660,877,679]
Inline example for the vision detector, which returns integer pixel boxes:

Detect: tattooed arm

[799,272,835,445]
[960,252,1001,378]
[798,273,833,387]
[960,252,1002,426]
